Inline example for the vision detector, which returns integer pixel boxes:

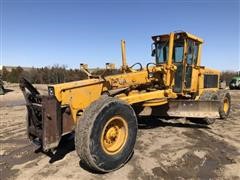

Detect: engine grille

[204,74,218,88]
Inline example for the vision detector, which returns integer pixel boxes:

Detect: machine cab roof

[152,31,204,44]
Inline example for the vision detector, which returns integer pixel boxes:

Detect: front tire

[75,96,137,172]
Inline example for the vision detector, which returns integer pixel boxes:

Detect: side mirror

[151,43,156,57]
[151,49,156,57]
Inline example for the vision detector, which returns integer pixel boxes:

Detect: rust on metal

[62,107,75,135]
[42,96,61,150]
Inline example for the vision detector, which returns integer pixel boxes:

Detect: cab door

[184,39,199,90]
[173,39,185,93]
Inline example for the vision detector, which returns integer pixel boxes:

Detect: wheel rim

[223,97,229,113]
[101,116,128,155]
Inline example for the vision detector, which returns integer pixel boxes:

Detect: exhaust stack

[121,40,127,73]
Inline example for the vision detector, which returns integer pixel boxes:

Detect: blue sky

[1,0,239,70]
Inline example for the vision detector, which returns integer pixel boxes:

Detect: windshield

[155,39,184,64]
[155,41,169,64]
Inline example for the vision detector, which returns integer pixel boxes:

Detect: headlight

[148,72,154,78]
[48,86,55,96]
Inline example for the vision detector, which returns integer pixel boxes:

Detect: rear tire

[218,91,231,119]
[200,90,231,120]
[199,91,218,101]
[75,96,137,172]
[198,91,219,125]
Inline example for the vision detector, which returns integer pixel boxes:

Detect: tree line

[0,65,239,85]
[0,65,120,84]
[221,70,239,84]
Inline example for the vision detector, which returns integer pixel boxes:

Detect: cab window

[155,42,169,64]
[173,40,184,63]
[187,39,199,65]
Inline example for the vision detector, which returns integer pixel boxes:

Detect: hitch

[20,78,62,151]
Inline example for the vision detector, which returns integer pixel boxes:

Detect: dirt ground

[1,83,240,180]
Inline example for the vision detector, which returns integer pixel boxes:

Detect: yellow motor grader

[20,31,231,172]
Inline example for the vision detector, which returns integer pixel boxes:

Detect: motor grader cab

[151,32,219,95]
[20,31,231,173]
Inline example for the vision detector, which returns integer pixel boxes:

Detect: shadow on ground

[138,117,210,130]
[35,116,209,168]
[3,88,14,94]
[35,133,75,163]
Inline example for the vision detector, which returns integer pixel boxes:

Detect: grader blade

[168,100,220,118]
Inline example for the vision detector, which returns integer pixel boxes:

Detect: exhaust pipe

[121,40,127,73]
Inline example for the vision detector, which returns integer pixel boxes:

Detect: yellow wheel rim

[223,97,229,113]
[101,116,128,155]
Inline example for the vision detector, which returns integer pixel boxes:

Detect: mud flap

[42,96,62,151]
[167,100,220,118]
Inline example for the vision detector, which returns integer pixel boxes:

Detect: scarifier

[20,31,231,172]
